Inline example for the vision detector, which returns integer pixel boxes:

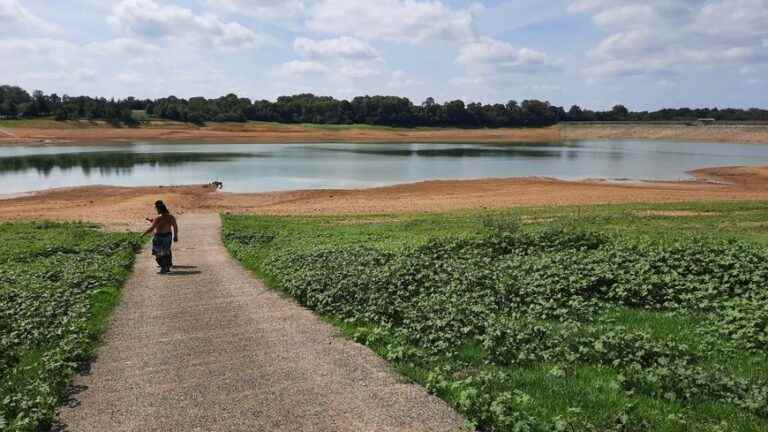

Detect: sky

[1,0,767,110]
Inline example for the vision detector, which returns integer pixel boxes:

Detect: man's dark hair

[155,200,170,215]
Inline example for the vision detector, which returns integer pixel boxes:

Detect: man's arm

[142,219,158,236]
[172,216,179,241]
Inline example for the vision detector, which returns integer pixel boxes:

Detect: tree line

[0,85,145,126]
[2,84,767,128]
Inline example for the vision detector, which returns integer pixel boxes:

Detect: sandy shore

[3,121,768,145]
[0,122,559,144]
[560,122,768,144]
[1,166,767,230]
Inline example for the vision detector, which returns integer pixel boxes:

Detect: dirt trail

[0,127,16,138]
[56,213,464,432]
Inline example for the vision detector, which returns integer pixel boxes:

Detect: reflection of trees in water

[307,146,567,158]
[0,152,257,176]
[309,144,632,162]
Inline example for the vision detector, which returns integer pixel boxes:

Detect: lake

[2,140,768,194]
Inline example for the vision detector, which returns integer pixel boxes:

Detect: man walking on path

[142,200,178,274]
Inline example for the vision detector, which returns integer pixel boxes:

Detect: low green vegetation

[0,118,89,129]
[0,222,140,431]
[223,201,768,431]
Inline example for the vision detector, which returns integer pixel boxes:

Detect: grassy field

[0,222,140,431]
[223,201,768,431]
[0,118,95,129]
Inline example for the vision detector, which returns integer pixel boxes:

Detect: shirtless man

[142,200,179,274]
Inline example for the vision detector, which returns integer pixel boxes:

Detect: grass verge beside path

[0,222,140,431]
[223,201,768,432]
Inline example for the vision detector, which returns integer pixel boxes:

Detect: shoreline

[0,123,560,145]
[2,121,768,145]
[0,173,702,199]
[2,165,767,230]
[560,122,768,145]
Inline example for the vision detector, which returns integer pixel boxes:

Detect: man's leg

[159,255,171,273]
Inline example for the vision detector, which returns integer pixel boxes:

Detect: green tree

[610,104,629,120]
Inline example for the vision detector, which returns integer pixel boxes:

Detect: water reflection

[304,145,566,158]
[1,141,767,194]
[0,152,259,176]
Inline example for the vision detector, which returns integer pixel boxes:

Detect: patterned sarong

[152,232,173,257]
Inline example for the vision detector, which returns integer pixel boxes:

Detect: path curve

[0,127,17,138]
[57,213,465,431]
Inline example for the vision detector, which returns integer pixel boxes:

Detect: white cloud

[474,0,567,34]
[571,0,768,78]
[457,37,561,76]
[740,66,757,76]
[0,35,242,99]
[450,76,484,86]
[526,83,561,92]
[0,37,69,54]
[278,60,329,77]
[287,36,386,81]
[207,0,309,23]
[695,0,768,39]
[115,72,145,85]
[387,70,423,88]
[307,0,476,43]
[85,38,160,56]
[109,0,273,49]
[0,0,60,34]
[23,69,97,84]
[294,36,380,60]
[0,38,107,91]
[277,58,384,81]
[451,37,562,99]
[337,63,383,78]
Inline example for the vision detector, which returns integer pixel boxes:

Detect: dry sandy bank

[1,166,766,230]
[3,121,768,145]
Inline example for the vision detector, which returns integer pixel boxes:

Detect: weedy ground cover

[0,222,140,431]
[223,201,768,431]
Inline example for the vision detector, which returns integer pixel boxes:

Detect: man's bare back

[143,213,179,242]
[150,214,178,235]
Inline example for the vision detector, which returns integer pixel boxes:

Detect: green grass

[130,110,149,121]
[0,222,141,432]
[222,200,768,431]
[0,117,78,128]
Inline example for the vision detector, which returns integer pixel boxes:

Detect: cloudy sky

[1,0,767,110]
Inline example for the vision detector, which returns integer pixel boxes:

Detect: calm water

[2,140,768,194]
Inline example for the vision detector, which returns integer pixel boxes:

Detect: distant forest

[2,84,767,128]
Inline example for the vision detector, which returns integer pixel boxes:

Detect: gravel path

[57,213,465,431]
